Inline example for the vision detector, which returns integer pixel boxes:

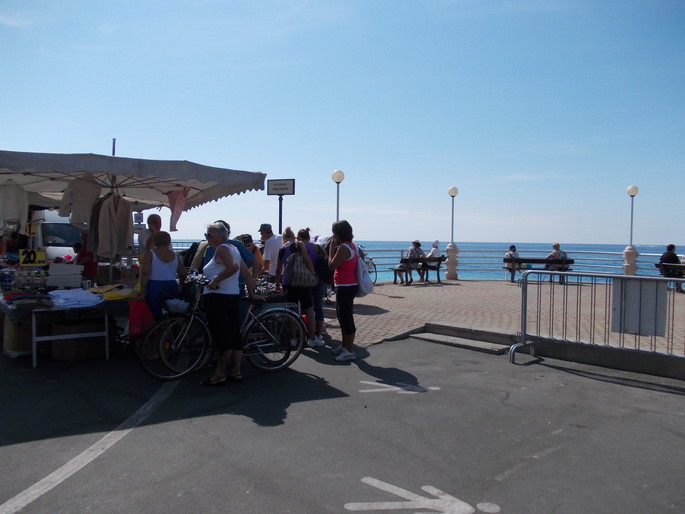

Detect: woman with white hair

[201,221,259,386]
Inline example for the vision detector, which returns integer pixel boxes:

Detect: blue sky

[2,0,683,245]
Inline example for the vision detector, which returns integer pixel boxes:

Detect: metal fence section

[510,270,685,364]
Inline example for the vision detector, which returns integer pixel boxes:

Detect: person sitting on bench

[406,239,426,282]
[660,244,683,292]
[504,244,519,283]
[546,242,568,284]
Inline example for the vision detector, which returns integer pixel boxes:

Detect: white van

[30,211,83,261]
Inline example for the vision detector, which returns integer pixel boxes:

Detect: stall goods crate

[3,318,52,358]
[96,266,139,286]
[51,321,110,361]
[46,263,84,289]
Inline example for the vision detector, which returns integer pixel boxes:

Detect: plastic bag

[128,299,156,338]
[356,256,374,298]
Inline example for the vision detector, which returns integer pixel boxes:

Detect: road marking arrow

[344,477,500,513]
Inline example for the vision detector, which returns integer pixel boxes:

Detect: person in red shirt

[73,242,97,282]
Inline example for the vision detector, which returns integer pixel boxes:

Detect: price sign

[19,249,47,267]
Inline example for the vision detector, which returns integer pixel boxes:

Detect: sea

[355,241,666,282]
[176,239,668,282]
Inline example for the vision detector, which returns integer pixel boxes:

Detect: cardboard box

[51,321,108,361]
[3,318,52,358]
[96,266,138,287]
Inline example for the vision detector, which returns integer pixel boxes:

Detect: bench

[503,257,574,271]
[654,262,685,277]
[391,256,446,285]
[655,262,685,292]
[503,257,574,283]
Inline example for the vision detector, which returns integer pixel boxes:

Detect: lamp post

[448,186,458,243]
[623,185,639,275]
[446,186,459,280]
[332,170,345,221]
[626,185,639,246]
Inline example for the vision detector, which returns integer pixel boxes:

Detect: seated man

[660,244,683,292]
[546,241,568,284]
[406,239,426,283]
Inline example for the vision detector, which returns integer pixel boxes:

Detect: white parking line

[0,381,178,514]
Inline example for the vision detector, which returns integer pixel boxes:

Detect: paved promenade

[326,279,522,346]
[325,278,685,360]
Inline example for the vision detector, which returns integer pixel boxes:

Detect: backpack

[313,244,333,286]
[284,244,319,288]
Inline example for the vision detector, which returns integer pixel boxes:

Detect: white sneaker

[334,349,356,361]
[330,344,344,355]
[290,338,300,348]
[307,337,325,348]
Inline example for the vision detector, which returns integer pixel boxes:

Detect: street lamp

[626,185,639,246]
[446,186,459,280]
[332,170,345,221]
[448,186,458,243]
[623,185,639,275]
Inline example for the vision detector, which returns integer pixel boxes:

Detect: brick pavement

[324,278,685,358]
[325,279,522,346]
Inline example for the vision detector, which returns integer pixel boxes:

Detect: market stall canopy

[0,149,266,212]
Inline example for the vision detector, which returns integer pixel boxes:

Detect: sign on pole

[267,179,295,196]
[267,179,295,234]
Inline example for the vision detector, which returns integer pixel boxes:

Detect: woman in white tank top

[201,222,260,387]
[140,231,187,320]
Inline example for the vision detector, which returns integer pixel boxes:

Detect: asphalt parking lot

[1,338,684,513]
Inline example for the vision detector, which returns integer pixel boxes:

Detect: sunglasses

[204,232,216,238]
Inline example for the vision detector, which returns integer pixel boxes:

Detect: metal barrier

[510,270,685,364]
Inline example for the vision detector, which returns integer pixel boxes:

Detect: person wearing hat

[422,240,442,282]
[405,239,427,283]
[259,223,282,278]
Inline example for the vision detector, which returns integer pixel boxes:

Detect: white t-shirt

[263,234,282,275]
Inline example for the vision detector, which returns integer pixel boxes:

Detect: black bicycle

[139,275,307,381]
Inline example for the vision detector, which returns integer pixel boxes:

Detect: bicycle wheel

[140,315,211,380]
[139,317,177,380]
[243,308,305,372]
[366,259,378,284]
[159,316,212,379]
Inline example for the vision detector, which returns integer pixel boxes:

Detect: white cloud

[0,13,31,28]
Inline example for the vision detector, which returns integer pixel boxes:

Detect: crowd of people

[134,213,685,386]
[136,217,367,387]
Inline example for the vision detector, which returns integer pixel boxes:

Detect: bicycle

[358,244,377,284]
[139,274,307,381]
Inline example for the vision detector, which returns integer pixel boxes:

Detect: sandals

[200,376,226,387]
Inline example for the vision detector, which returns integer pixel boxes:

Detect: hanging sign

[19,248,47,267]
[267,179,295,195]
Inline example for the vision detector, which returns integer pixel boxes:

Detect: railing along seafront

[173,241,665,281]
[509,270,685,378]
